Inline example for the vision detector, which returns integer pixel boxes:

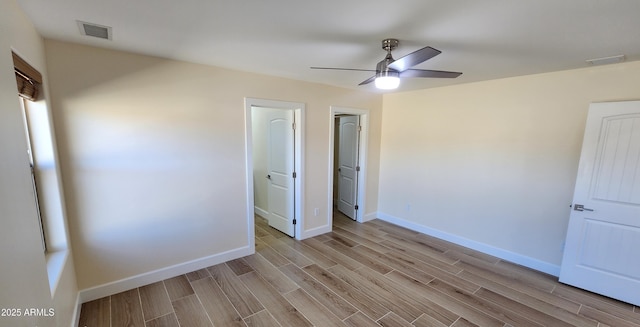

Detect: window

[13,51,42,101]
[13,51,70,294]
[19,97,47,252]
[13,52,47,251]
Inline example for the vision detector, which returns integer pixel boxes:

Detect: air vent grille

[585,54,625,66]
[77,21,112,40]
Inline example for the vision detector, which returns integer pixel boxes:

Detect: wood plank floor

[78,213,640,327]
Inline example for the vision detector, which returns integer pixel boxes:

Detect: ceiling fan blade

[358,75,376,85]
[400,69,462,78]
[388,46,441,72]
[310,67,375,72]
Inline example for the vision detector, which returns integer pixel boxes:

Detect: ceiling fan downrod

[378,38,399,71]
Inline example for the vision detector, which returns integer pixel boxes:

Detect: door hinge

[292,172,297,178]
[357,125,362,132]
[293,219,297,225]
[354,205,359,210]
[356,166,360,172]
[292,122,296,130]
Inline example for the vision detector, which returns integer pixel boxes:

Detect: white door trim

[328,106,369,223]
[244,98,305,242]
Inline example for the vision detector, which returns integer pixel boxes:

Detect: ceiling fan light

[375,71,400,89]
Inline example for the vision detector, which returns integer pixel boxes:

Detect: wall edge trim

[71,293,82,327]
[78,246,252,303]
[376,212,561,276]
[300,224,331,240]
[362,212,377,222]
[254,206,268,219]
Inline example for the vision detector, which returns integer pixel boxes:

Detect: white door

[337,115,360,220]
[559,101,640,306]
[266,109,295,237]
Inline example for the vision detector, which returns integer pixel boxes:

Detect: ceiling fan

[311,38,462,90]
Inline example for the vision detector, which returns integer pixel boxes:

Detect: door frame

[328,106,369,223]
[244,98,304,242]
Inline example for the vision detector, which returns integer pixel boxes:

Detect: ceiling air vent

[77,21,112,40]
[585,54,625,66]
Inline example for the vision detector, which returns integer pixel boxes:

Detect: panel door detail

[337,115,360,220]
[559,101,640,306]
[266,109,295,237]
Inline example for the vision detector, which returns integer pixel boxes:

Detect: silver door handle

[573,204,594,212]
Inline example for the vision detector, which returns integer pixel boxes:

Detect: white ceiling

[16,0,640,93]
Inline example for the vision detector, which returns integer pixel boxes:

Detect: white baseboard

[254,206,268,219]
[299,224,332,240]
[376,212,561,277]
[71,293,81,327]
[362,212,377,222]
[78,246,253,303]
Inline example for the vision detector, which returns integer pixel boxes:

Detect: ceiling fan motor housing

[382,38,399,52]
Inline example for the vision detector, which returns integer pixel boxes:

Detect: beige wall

[44,40,382,290]
[379,61,640,272]
[0,1,78,326]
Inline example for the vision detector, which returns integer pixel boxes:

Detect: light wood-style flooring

[78,213,640,327]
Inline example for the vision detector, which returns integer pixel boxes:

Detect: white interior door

[559,101,640,306]
[267,109,295,237]
[337,115,360,220]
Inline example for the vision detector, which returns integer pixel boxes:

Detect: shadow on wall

[45,41,251,289]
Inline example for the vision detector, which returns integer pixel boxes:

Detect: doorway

[245,98,304,239]
[335,115,360,220]
[329,106,369,225]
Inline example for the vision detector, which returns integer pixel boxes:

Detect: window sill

[46,250,68,297]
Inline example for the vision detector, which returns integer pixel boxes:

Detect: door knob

[266,175,271,180]
[573,204,594,212]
